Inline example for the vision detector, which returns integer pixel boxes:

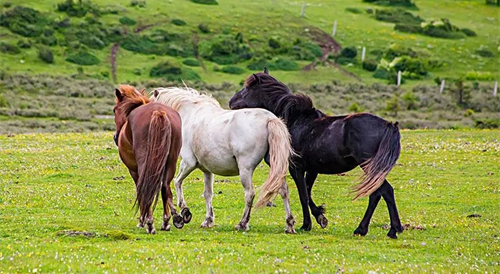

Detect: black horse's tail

[353,122,401,200]
[136,110,172,223]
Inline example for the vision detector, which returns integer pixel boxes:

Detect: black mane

[246,73,315,122]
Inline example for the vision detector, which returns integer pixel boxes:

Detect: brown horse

[113,85,183,234]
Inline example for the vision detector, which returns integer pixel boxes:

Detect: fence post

[494,81,498,96]
[361,46,366,61]
[440,79,445,94]
[332,20,337,37]
[397,70,401,87]
[301,3,306,17]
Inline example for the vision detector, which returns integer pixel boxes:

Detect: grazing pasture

[0,129,499,272]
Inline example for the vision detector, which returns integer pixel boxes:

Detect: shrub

[0,6,49,37]
[198,23,210,33]
[247,59,277,71]
[171,19,187,26]
[336,56,357,65]
[465,71,495,81]
[394,23,422,34]
[40,35,58,46]
[57,0,100,17]
[130,0,146,7]
[0,42,20,54]
[121,34,163,55]
[119,16,136,25]
[401,90,419,110]
[268,38,280,49]
[221,66,245,75]
[362,59,378,71]
[190,0,218,5]
[149,61,201,81]
[364,0,417,8]
[17,39,31,49]
[292,41,323,61]
[275,58,299,71]
[340,46,357,58]
[198,35,253,65]
[475,47,494,58]
[345,7,363,14]
[0,94,8,108]
[182,58,200,67]
[66,51,100,65]
[375,8,423,24]
[461,28,476,37]
[384,44,418,60]
[475,118,500,129]
[421,19,467,39]
[391,56,428,78]
[348,102,364,112]
[38,46,54,63]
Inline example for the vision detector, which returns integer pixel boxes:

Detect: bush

[348,102,364,112]
[421,19,467,39]
[247,59,277,71]
[391,56,428,78]
[57,0,100,17]
[66,51,100,65]
[198,23,210,33]
[475,47,494,58]
[149,61,201,81]
[119,16,136,25]
[190,0,218,5]
[465,71,495,81]
[461,28,476,37]
[0,94,8,108]
[375,8,423,24]
[345,7,363,14]
[362,59,378,71]
[40,35,57,46]
[17,39,31,49]
[130,0,146,7]
[268,38,280,49]
[475,118,500,129]
[0,6,49,37]
[336,56,357,65]
[275,58,299,71]
[182,58,200,67]
[198,35,253,65]
[221,66,245,75]
[340,46,357,58]
[394,23,422,34]
[292,41,323,61]
[171,19,187,26]
[0,42,20,54]
[38,46,54,63]
[364,0,417,8]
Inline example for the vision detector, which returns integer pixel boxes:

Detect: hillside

[0,0,498,85]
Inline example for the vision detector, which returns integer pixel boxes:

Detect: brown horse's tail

[255,118,295,208]
[136,110,172,222]
[353,122,401,200]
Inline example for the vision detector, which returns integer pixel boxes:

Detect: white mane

[152,87,220,111]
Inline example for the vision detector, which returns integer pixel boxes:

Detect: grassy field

[0,129,499,273]
[0,0,498,86]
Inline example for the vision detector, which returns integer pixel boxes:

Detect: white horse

[152,87,295,233]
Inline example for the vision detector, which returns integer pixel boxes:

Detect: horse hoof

[173,215,184,229]
[181,208,192,224]
[299,224,312,232]
[317,215,328,229]
[353,227,368,236]
[235,223,249,231]
[137,222,144,228]
[161,223,171,231]
[201,217,214,228]
[387,232,398,239]
[146,225,156,234]
[285,228,296,234]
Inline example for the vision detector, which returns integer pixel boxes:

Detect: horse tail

[136,110,172,222]
[353,122,401,200]
[255,118,294,208]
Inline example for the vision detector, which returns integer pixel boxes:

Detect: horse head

[113,85,150,145]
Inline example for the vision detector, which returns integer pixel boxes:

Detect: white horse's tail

[255,118,294,208]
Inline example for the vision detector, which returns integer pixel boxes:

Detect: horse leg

[305,172,328,229]
[353,188,382,237]
[174,159,196,224]
[200,172,215,228]
[128,170,145,228]
[235,167,255,231]
[144,208,156,234]
[278,180,296,234]
[161,163,179,231]
[380,180,403,239]
[290,167,311,231]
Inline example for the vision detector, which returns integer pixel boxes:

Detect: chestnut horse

[113,85,182,234]
[229,69,404,238]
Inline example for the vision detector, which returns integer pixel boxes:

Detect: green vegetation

[0,0,497,85]
[0,130,498,272]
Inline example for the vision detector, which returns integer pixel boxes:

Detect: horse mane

[152,87,220,111]
[117,85,151,117]
[245,73,314,122]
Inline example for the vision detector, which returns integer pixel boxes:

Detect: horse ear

[252,74,261,85]
[153,89,159,98]
[263,67,269,74]
[115,88,123,101]
[139,88,146,95]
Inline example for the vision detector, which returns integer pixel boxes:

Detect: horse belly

[197,156,239,176]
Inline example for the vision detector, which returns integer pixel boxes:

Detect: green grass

[0,0,498,86]
[0,130,499,272]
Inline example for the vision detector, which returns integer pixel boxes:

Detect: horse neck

[263,92,315,126]
[177,101,222,123]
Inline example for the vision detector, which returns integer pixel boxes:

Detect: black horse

[229,69,404,238]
